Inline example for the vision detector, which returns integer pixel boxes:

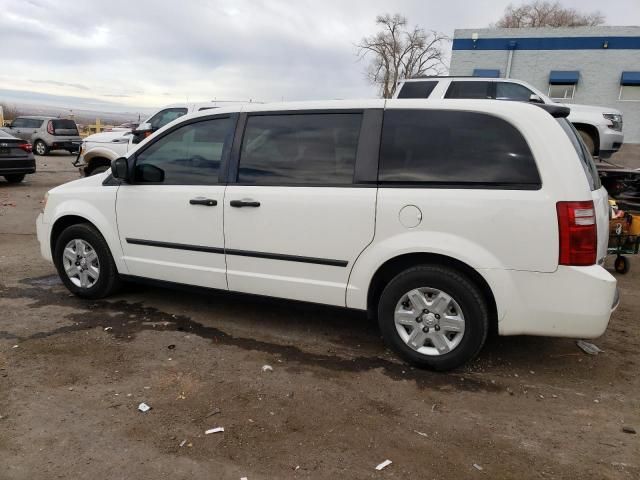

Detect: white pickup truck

[395,77,624,158]
[75,101,248,176]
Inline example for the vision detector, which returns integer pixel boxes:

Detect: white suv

[37,99,618,370]
[395,77,624,158]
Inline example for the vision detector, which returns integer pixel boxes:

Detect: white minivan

[36,99,618,370]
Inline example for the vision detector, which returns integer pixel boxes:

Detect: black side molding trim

[125,238,348,267]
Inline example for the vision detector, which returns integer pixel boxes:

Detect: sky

[1,0,639,113]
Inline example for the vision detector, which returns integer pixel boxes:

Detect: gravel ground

[0,149,638,480]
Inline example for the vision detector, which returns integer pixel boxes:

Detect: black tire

[377,265,489,371]
[4,174,25,183]
[53,223,120,299]
[614,256,630,274]
[577,129,596,156]
[34,140,49,156]
[87,164,110,176]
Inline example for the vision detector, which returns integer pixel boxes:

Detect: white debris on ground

[138,402,151,413]
[205,427,224,434]
[473,463,483,471]
[261,365,273,372]
[576,340,603,355]
[375,459,392,471]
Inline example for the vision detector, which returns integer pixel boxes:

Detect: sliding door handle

[230,199,261,208]
[189,197,217,206]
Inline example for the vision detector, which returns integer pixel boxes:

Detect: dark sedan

[0,130,36,183]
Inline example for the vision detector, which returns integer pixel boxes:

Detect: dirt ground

[0,148,638,480]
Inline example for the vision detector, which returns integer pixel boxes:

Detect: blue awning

[549,71,580,85]
[621,71,640,86]
[473,69,500,78]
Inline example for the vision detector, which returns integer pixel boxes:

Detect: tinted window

[496,83,534,101]
[397,81,438,99]
[379,110,541,188]
[27,119,44,128]
[556,119,600,191]
[11,118,27,128]
[135,117,234,185]
[445,81,492,99]
[147,108,188,130]
[238,113,361,185]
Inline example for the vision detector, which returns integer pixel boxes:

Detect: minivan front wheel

[53,223,120,299]
[34,140,49,156]
[378,265,488,371]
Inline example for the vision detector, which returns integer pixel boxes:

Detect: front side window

[379,110,541,188]
[147,108,189,130]
[549,84,575,100]
[445,81,492,99]
[11,118,27,128]
[237,113,361,185]
[496,82,534,101]
[397,81,438,99]
[134,117,234,184]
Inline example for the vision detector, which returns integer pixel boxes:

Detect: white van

[37,99,618,370]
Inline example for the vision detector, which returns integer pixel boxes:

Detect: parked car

[1,116,81,156]
[37,99,618,371]
[75,101,251,176]
[0,130,35,183]
[394,77,624,158]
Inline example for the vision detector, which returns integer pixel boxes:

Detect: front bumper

[598,128,624,158]
[486,265,617,338]
[36,213,52,262]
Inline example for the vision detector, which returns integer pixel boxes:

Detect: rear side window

[445,81,493,99]
[27,119,44,128]
[556,119,601,191]
[397,81,438,99]
[495,83,534,101]
[238,113,361,185]
[379,110,541,188]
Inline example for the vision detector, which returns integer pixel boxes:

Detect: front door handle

[189,197,217,206]
[230,199,261,208]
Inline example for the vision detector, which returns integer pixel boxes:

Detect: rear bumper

[0,158,36,175]
[485,265,617,338]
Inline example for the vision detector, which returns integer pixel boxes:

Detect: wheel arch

[572,123,600,154]
[50,215,101,255]
[366,252,498,336]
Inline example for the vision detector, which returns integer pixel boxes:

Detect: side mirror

[111,157,130,182]
[529,94,544,104]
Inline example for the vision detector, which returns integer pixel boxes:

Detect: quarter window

[445,81,492,99]
[378,110,541,188]
[134,117,234,185]
[237,113,362,185]
[397,81,438,99]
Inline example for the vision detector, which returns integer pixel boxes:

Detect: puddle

[0,275,502,393]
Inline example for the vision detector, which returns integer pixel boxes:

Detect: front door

[223,109,379,306]
[116,115,236,289]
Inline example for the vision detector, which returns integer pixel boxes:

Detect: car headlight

[603,113,623,132]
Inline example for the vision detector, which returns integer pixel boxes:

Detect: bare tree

[0,102,20,121]
[357,14,448,98]
[495,1,605,28]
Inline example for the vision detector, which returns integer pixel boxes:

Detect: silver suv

[1,116,82,156]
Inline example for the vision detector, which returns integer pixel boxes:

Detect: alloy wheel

[62,239,100,289]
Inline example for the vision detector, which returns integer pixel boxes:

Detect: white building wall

[450,27,640,143]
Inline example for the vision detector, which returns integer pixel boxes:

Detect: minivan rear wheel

[377,265,488,371]
[53,223,120,299]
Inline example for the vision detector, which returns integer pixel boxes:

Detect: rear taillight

[556,201,597,266]
[18,142,32,153]
[47,120,54,135]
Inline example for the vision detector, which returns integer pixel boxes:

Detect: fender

[346,230,513,321]
[48,197,129,275]
[83,146,122,163]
